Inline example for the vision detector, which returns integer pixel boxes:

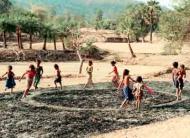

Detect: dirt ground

[0,39,190,137]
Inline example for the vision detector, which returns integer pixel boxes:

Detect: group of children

[0,59,187,111]
[108,61,145,110]
[172,62,186,101]
[1,59,63,98]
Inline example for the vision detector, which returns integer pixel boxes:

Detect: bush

[80,39,104,60]
[162,42,182,55]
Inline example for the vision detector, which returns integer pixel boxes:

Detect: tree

[0,0,12,14]
[117,14,137,58]
[95,9,103,30]
[159,11,189,54]
[145,0,161,43]
[0,14,15,48]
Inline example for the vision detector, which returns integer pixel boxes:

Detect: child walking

[133,76,144,111]
[109,61,120,87]
[1,65,16,93]
[118,69,135,109]
[177,64,186,100]
[20,64,36,98]
[54,64,62,89]
[84,60,94,89]
[33,59,43,90]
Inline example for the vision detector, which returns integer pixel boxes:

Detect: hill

[11,0,139,18]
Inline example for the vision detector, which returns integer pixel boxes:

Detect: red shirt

[178,69,186,79]
[113,66,119,76]
[27,70,36,79]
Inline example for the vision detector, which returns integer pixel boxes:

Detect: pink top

[27,70,36,79]
[113,66,119,76]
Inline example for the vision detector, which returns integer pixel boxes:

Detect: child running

[109,61,120,87]
[54,64,62,89]
[84,60,94,89]
[1,65,16,93]
[20,64,36,98]
[133,76,144,111]
[172,62,181,100]
[177,64,186,100]
[118,69,136,109]
[33,59,43,90]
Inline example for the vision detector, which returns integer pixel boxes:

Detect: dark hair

[29,64,35,71]
[173,62,178,68]
[89,60,93,66]
[111,61,116,66]
[54,64,59,69]
[136,76,143,83]
[180,64,185,69]
[123,69,129,79]
[8,65,12,70]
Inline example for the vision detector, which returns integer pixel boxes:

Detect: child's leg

[176,88,180,101]
[54,80,57,88]
[120,99,127,108]
[11,88,13,93]
[34,77,40,89]
[59,82,63,89]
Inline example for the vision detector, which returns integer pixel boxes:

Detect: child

[84,60,94,89]
[118,69,135,109]
[1,65,16,93]
[54,64,62,89]
[20,64,36,98]
[109,61,120,87]
[177,64,186,100]
[133,76,144,111]
[172,62,181,100]
[33,59,43,90]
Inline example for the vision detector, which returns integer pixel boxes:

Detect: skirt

[123,86,134,101]
[6,78,16,89]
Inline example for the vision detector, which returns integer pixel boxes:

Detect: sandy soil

[0,62,165,92]
[92,115,190,138]
[0,40,190,137]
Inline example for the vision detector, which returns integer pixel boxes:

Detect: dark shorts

[54,77,62,83]
[174,78,184,90]
[123,86,134,101]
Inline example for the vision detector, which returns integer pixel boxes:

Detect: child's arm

[19,72,27,81]
[41,67,44,75]
[184,70,186,78]
[129,76,136,82]
[1,72,7,78]
[117,79,123,90]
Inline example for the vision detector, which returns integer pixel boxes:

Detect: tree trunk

[19,33,23,49]
[53,36,57,50]
[29,33,32,49]
[2,31,7,48]
[150,11,153,43]
[16,33,20,49]
[127,35,136,58]
[60,37,66,51]
[43,35,47,50]
[142,36,145,43]
[77,50,84,74]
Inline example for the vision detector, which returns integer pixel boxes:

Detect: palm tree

[145,0,161,43]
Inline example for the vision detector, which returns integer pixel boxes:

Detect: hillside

[11,0,139,17]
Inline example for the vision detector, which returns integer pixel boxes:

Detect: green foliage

[0,0,12,14]
[159,11,188,42]
[80,39,102,59]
